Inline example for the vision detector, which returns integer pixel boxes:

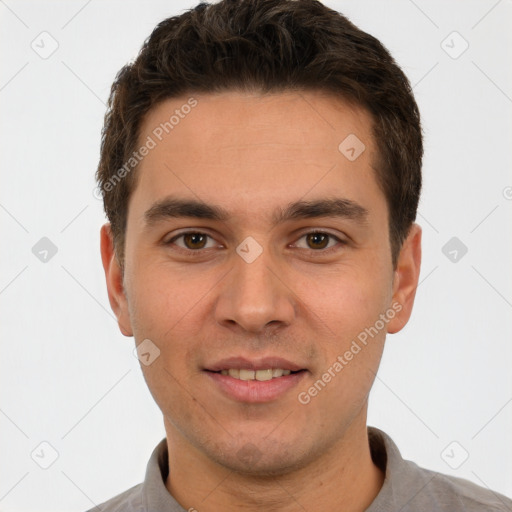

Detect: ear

[387,223,422,334]
[100,223,133,337]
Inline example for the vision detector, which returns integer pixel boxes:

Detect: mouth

[203,357,308,403]
[206,368,305,381]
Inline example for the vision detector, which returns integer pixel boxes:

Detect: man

[92,0,512,510]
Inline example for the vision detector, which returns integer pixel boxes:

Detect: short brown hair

[96,0,422,268]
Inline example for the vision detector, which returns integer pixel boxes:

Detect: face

[101,90,421,475]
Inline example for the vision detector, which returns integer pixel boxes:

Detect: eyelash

[164,230,346,257]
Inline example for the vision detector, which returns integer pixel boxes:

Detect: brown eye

[293,231,345,254]
[182,233,208,250]
[167,232,216,251]
[305,232,330,250]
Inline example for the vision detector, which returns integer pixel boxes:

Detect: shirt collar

[365,427,438,512]
[141,437,183,511]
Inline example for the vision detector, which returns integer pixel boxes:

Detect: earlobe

[387,223,422,334]
[100,223,133,337]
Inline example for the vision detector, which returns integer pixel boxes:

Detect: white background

[0,1,511,510]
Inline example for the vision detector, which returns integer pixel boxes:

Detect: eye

[293,231,345,253]
[164,230,346,255]
[166,231,218,251]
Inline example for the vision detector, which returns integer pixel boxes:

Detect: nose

[214,243,297,335]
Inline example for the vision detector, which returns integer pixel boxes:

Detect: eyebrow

[143,195,369,228]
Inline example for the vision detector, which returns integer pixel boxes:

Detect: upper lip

[205,356,305,372]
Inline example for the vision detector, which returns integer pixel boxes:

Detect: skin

[100,90,422,511]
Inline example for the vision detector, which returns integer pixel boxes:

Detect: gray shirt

[87,427,512,511]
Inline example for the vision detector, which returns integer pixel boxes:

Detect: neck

[164,414,384,511]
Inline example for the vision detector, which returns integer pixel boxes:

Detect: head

[99,0,422,476]
[97,0,422,270]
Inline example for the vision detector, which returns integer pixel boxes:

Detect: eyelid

[293,227,345,240]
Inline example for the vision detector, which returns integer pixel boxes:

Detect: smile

[205,369,307,403]
[218,368,293,381]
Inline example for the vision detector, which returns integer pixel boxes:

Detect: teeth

[219,368,295,380]
[255,369,273,381]
[239,369,255,380]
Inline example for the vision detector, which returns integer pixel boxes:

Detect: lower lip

[205,371,307,403]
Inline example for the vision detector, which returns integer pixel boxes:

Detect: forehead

[140,90,374,156]
[129,90,384,227]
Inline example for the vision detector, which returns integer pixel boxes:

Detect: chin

[206,438,315,477]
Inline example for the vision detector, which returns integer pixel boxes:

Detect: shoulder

[405,462,512,512]
[84,482,144,512]
[367,427,512,512]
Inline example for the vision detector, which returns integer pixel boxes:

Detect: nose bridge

[215,237,296,333]
[236,246,276,299]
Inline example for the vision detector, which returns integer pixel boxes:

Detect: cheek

[127,260,201,335]
[302,276,389,415]
[126,263,210,379]
[310,263,390,330]
[301,261,391,395]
